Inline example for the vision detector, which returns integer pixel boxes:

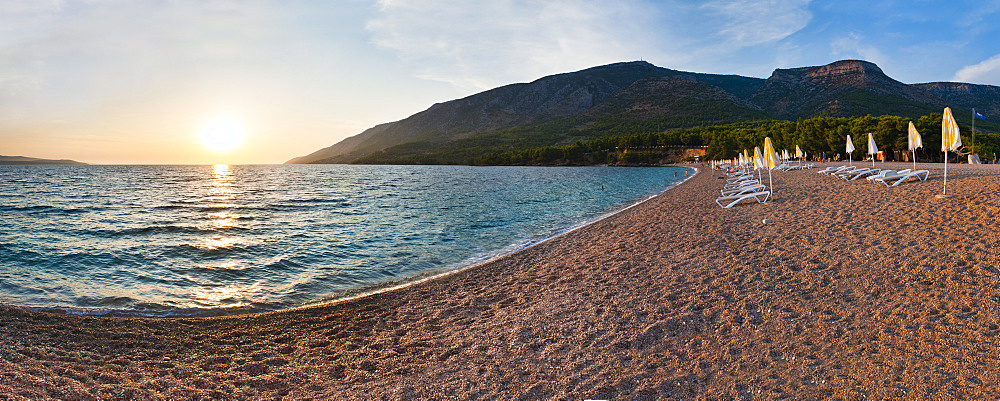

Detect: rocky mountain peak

[768,59,892,89]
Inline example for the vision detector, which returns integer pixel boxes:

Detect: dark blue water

[0,164,689,317]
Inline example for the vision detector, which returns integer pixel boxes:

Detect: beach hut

[867,133,878,168]
[846,135,855,165]
[908,121,922,171]
[940,107,962,197]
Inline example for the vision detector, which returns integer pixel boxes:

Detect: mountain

[747,60,947,119]
[289,60,1000,165]
[347,77,771,165]
[913,82,1000,119]
[0,155,86,165]
[287,61,764,164]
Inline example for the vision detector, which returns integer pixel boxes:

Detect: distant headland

[0,155,87,165]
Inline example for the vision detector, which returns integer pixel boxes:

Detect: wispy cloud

[953,54,1000,84]
[366,0,664,91]
[366,0,813,91]
[701,0,812,46]
[830,33,888,67]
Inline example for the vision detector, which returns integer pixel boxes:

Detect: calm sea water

[0,164,689,317]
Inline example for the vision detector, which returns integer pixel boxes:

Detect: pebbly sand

[3,162,1000,399]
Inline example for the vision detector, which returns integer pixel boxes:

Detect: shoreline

[4,162,1000,399]
[293,166,699,316]
[9,166,696,319]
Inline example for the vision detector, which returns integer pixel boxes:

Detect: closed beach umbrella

[763,137,779,198]
[753,146,765,182]
[867,133,879,168]
[941,107,962,196]
[795,145,803,159]
[908,121,923,170]
[846,135,856,165]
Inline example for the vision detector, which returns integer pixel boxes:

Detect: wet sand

[3,162,1000,399]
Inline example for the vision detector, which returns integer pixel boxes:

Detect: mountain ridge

[288,59,1000,164]
[0,155,86,165]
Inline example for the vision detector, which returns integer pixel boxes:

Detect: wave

[83,224,253,238]
[1,205,98,214]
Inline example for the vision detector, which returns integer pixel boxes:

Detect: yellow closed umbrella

[763,137,779,199]
[753,146,764,182]
[908,121,922,171]
[940,107,962,196]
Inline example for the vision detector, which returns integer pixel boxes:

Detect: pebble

[762,219,774,224]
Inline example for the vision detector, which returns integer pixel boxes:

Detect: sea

[0,164,691,317]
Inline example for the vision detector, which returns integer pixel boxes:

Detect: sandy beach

[3,162,1000,399]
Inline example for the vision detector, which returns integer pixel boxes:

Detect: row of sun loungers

[816,165,930,187]
[775,163,815,171]
[716,163,931,209]
[715,168,770,208]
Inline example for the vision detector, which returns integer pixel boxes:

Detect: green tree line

[475,114,1000,165]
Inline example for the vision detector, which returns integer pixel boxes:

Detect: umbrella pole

[943,151,948,195]
[912,149,916,171]
[767,169,773,202]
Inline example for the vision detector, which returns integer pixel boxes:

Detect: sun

[200,117,246,152]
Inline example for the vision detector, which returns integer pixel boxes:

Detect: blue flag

[975,110,987,120]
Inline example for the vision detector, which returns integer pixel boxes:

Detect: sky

[3,0,1000,164]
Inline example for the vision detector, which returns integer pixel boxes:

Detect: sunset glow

[200,118,246,152]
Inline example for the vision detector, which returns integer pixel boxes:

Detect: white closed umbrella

[846,135,855,166]
[867,133,878,168]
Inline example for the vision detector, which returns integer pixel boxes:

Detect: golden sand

[3,162,1000,399]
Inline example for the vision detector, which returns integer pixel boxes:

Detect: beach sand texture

[3,162,1000,399]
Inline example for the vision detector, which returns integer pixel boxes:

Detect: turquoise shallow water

[0,164,690,317]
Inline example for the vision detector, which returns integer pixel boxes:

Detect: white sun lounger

[834,167,869,179]
[843,168,881,181]
[724,179,760,190]
[865,169,910,182]
[819,166,854,176]
[726,174,752,183]
[872,170,930,187]
[721,183,767,197]
[716,190,771,208]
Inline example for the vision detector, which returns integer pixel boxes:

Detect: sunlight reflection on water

[0,164,689,317]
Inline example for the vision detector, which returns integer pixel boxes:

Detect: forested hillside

[473,114,1000,165]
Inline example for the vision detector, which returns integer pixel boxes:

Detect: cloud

[701,0,812,46]
[366,0,813,91]
[0,1,330,126]
[953,54,1000,84]
[830,33,888,66]
[366,0,665,91]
